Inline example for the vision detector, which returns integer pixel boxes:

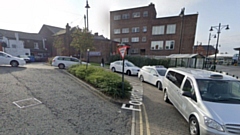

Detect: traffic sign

[118,46,127,59]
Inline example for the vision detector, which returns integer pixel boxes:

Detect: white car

[110,60,140,76]
[0,51,26,67]
[138,65,167,90]
[52,56,81,69]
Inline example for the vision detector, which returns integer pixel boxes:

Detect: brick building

[110,3,198,56]
[193,45,217,56]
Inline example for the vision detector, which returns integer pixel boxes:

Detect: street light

[178,7,185,54]
[209,23,229,70]
[86,49,90,69]
[205,33,216,68]
[85,0,90,31]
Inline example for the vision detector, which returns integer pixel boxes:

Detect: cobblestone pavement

[0,64,131,135]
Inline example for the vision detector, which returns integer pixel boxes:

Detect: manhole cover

[13,98,42,109]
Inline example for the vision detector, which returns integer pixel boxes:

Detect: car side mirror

[182,91,192,98]
[182,91,197,102]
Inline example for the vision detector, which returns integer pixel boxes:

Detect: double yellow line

[139,104,150,135]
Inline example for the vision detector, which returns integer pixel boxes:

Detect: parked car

[162,67,240,135]
[0,51,26,67]
[110,60,140,76]
[138,65,167,90]
[17,55,31,63]
[52,56,82,69]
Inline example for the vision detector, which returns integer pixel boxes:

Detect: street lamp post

[209,23,229,70]
[205,33,216,68]
[178,7,185,54]
[85,0,90,31]
[86,49,90,69]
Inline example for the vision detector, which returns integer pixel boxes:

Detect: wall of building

[110,3,198,57]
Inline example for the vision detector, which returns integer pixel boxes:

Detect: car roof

[168,67,238,81]
[142,65,166,69]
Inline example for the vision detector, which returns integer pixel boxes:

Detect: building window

[143,26,147,32]
[165,40,175,50]
[12,44,17,48]
[114,29,121,34]
[34,43,39,49]
[152,26,165,35]
[166,24,176,34]
[131,37,139,42]
[142,37,146,42]
[143,11,148,17]
[114,15,121,20]
[132,27,140,33]
[151,41,163,50]
[131,48,139,54]
[132,12,140,18]
[122,14,130,19]
[122,28,129,33]
[122,38,129,43]
[114,38,120,42]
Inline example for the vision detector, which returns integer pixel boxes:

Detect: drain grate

[13,98,42,109]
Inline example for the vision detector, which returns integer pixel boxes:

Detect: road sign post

[118,46,128,98]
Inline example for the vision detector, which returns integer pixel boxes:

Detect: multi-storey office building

[110,3,198,56]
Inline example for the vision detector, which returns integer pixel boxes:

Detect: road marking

[143,103,151,135]
[131,110,135,135]
[139,105,143,135]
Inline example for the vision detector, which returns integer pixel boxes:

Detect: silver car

[162,67,240,135]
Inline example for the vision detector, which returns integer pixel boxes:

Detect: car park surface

[110,60,140,76]
[0,63,131,135]
[0,51,26,67]
[162,67,240,135]
[138,65,167,90]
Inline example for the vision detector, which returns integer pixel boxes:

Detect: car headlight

[204,116,224,132]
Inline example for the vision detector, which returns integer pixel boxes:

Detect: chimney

[94,32,98,36]
[66,23,71,34]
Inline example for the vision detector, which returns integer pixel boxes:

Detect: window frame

[165,40,175,50]
[132,27,140,33]
[152,25,165,35]
[122,13,130,19]
[114,29,121,34]
[132,12,141,18]
[131,37,139,43]
[151,41,164,50]
[166,24,176,34]
[122,28,129,33]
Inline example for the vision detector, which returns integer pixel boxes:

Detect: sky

[1,0,239,55]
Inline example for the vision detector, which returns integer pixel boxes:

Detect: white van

[162,67,240,135]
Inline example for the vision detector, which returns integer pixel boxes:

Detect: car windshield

[156,69,166,76]
[197,79,240,103]
[125,62,135,67]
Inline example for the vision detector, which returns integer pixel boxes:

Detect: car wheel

[58,64,65,69]
[189,116,200,135]
[126,70,131,76]
[157,81,162,90]
[10,61,19,67]
[139,75,144,82]
[163,90,170,103]
[111,67,115,72]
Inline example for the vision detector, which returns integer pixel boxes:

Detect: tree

[70,28,94,60]
[53,36,66,56]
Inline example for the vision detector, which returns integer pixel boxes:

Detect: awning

[166,54,205,59]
